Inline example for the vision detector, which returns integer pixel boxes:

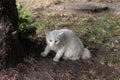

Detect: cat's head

[45,30,65,47]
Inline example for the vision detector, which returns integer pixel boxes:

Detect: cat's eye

[55,41,58,43]
[55,40,60,44]
[50,40,52,42]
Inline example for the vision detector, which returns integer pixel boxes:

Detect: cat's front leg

[53,48,65,62]
[41,45,50,57]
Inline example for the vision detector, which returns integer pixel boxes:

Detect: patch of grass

[79,13,120,41]
[36,12,120,43]
[18,3,37,41]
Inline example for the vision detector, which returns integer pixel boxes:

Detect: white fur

[41,29,91,62]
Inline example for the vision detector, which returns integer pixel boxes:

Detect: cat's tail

[82,48,91,59]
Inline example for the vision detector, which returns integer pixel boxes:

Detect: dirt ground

[0,1,120,80]
[0,37,120,80]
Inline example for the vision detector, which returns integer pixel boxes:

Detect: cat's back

[59,29,73,33]
[50,29,74,36]
[59,29,75,36]
[60,29,82,45]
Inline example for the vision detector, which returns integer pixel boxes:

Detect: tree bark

[0,0,25,66]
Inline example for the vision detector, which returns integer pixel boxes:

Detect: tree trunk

[0,0,25,67]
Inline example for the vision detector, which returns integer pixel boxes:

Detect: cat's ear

[44,29,49,35]
[57,32,64,38]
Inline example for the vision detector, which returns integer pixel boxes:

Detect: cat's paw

[82,54,91,59]
[41,52,47,57]
[63,56,68,60]
[82,48,91,59]
[53,57,59,62]
[71,57,79,61]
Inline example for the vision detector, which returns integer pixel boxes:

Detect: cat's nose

[50,43,54,47]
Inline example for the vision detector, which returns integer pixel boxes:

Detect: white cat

[41,29,91,62]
